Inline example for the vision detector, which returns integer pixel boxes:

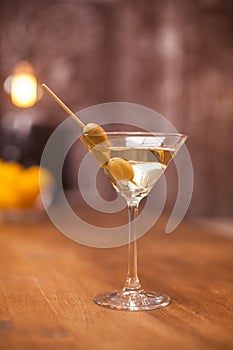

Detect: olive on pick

[41,85,135,183]
[107,157,134,182]
[83,123,108,149]
[82,123,110,167]
[83,124,134,181]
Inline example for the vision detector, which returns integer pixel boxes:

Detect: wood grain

[0,213,232,350]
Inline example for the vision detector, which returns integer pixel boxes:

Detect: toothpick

[42,83,85,128]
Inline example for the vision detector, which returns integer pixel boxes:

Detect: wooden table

[0,210,232,350]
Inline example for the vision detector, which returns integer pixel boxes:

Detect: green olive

[107,157,134,181]
[81,123,110,167]
[83,123,108,149]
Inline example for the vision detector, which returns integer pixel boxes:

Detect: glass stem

[123,202,141,291]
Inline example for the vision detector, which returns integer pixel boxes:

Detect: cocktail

[81,130,186,311]
[42,84,187,311]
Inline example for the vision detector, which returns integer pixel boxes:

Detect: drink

[81,131,186,311]
[102,147,175,202]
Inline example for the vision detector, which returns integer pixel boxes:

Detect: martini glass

[81,131,187,311]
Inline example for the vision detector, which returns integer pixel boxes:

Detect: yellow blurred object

[11,61,37,108]
[0,160,52,209]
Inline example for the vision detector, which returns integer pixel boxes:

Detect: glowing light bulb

[11,61,37,108]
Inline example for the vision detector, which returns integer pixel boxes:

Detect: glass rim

[83,131,187,139]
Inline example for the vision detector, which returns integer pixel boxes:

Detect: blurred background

[0,0,232,227]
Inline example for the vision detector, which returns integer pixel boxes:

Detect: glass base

[94,288,170,311]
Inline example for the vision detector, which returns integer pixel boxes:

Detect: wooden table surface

[0,210,232,350]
